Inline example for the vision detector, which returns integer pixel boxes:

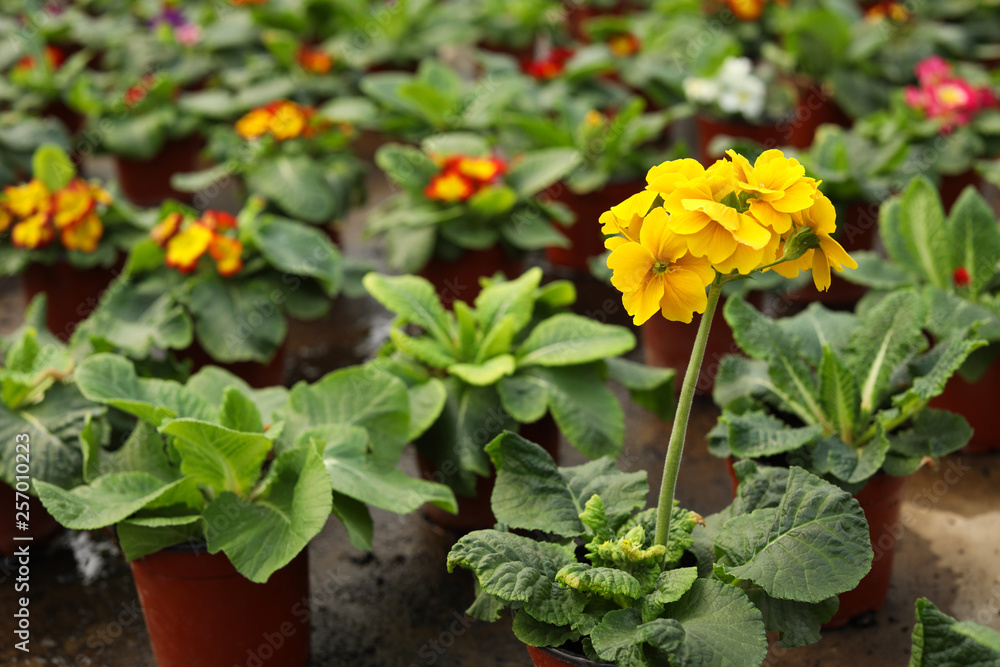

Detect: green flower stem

[653,278,724,549]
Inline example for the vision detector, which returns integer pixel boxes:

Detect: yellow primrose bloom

[52,183,95,229]
[269,102,307,140]
[645,158,707,194]
[770,195,858,291]
[599,190,657,250]
[607,208,715,325]
[235,108,273,139]
[209,234,244,277]
[165,223,214,273]
[11,212,54,249]
[3,180,50,218]
[61,212,103,253]
[0,208,10,233]
[151,212,184,247]
[727,149,819,233]
[88,182,113,206]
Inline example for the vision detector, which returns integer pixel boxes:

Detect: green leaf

[819,346,859,439]
[839,250,915,289]
[159,420,273,497]
[448,355,516,386]
[117,515,202,562]
[512,612,579,648]
[604,358,676,423]
[712,356,776,409]
[517,314,635,367]
[250,216,343,295]
[723,411,823,458]
[778,304,859,365]
[187,276,288,364]
[474,267,542,345]
[519,365,624,460]
[363,273,453,347]
[245,155,337,223]
[812,432,890,485]
[556,563,644,602]
[897,177,950,289]
[949,187,1000,297]
[390,328,457,368]
[910,598,1000,667]
[887,409,972,460]
[218,387,265,434]
[742,588,838,648]
[186,366,288,426]
[469,185,518,217]
[505,148,582,198]
[591,608,684,665]
[331,491,374,552]
[893,327,988,408]
[406,378,447,441]
[312,424,457,514]
[75,354,213,426]
[447,530,585,626]
[714,467,872,602]
[497,374,550,424]
[641,567,700,623]
[375,143,438,192]
[485,431,647,538]
[32,143,75,191]
[204,444,332,583]
[35,473,188,530]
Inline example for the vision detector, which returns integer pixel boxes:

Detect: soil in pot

[129,545,310,667]
[930,358,1000,454]
[527,644,611,667]
[2,482,62,556]
[20,260,123,342]
[417,416,560,533]
[723,458,907,627]
[175,338,288,389]
[418,246,524,309]
[546,179,644,272]
[114,134,204,207]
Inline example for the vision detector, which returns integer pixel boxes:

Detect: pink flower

[905,56,997,132]
[176,23,201,46]
[915,56,951,87]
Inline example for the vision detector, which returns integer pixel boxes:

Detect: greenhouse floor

[2,271,999,667]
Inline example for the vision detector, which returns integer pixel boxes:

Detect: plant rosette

[908,598,1000,666]
[35,352,457,580]
[0,144,147,275]
[73,197,343,366]
[0,112,70,188]
[447,432,872,665]
[856,57,1000,180]
[363,267,676,501]
[0,40,93,122]
[366,132,581,273]
[172,98,364,225]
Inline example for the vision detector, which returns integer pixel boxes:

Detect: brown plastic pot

[44,100,84,136]
[723,459,907,627]
[939,170,983,212]
[176,338,288,389]
[418,246,524,308]
[1,482,62,556]
[929,358,1000,454]
[114,134,204,207]
[129,546,310,667]
[527,645,611,667]
[641,300,738,397]
[546,179,644,271]
[417,416,560,532]
[20,260,123,341]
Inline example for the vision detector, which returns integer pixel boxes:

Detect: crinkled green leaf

[35,473,188,530]
[218,387,264,434]
[910,598,1000,667]
[819,345,859,439]
[641,567,700,623]
[723,411,823,458]
[474,267,542,345]
[160,419,273,497]
[448,354,516,386]
[363,273,453,347]
[556,563,644,603]
[406,377,447,441]
[896,177,950,289]
[591,608,685,665]
[604,357,676,422]
[813,431,890,484]
[497,374,550,424]
[742,586,838,648]
[117,515,202,562]
[516,314,635,367]
[948,187,1000,298]
[512,611,580,648]
[187,275,288,364]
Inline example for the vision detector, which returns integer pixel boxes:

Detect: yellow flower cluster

[0,178,112,253]
[602,150,857,325]
[150,209,243,276]
[235,100,320,141]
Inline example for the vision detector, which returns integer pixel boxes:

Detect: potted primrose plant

[0,38,91,135]
[0,111,70,188]
[0,298,105,554]
[172,98,364,230]
[0,144,148,340]
[447,150,874,666]
[710,285,985,625]
[367,132,580,300]
[363,267,676,531]
[36,352,456,667]
[909,598,1000,665]
[72,196,342,387]
[840,176,1000,454]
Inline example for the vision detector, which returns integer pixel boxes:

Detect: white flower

[683,77,719,104]
[718,56,754,83]
[718,76,767,120]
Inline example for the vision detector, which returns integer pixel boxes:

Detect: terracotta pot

[930,357,1000,454]
[939,170,983,212]
[44,100,84,136]
[20,261,123,342]
[417,416,560,532]
[546,179,643,271]
[418,246,524,308]
[114,134,204,207]
[527,645,611,667]
[129,546,310,667]
[723,459,906,627]
[176,338,288,389]
[1,482,62,556]
[641,299,738,397]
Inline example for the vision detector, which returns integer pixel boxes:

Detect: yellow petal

[771,178,819,214]
[771,250,813,279]
[748,199,792,234]
[812,250,832,291]
[608,242,655,292]
[640,208,689,262]
[666,207,711,235]
[673,252,716,286]
[622,273,665,325]
[605,235,628,251]
[818,234,858,272]
[713,243,766,275]
[683,221,738,262]
[731,213,772,250]
[658,269,708,323]
[645,158,704,190]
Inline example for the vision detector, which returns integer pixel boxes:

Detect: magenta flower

[905,56,997,132]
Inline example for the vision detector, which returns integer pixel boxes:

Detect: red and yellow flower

[155,209,244,276]
[608,34,640,58]
[235,100,319,141]
[13,45,65,74]
[297,46,333,74]
[424,154,509,203]
[1,178,111,252]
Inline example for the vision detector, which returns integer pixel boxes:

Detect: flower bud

[780,226,821,263]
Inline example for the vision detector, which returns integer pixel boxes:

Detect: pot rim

[532,645,613,667]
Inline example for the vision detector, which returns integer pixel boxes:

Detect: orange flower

[14,45,64,73]
[235,108,273,139]
[268,100,309,140]
[722,0,785,20]
[61,212,103,253]
[202,210,238,230]
[297,46,333,74]
[3,180,50,218]
[455,157,506,183]
[608,34,640,58]
[209,234,244,276]
[11,212,54,249]
[151,212,184,247]
[165,223,214,272]
[52,182,95,229]
[425,172,475,202]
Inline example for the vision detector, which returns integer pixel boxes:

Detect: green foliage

[365,269,674,496]
[447,437,871,665]
[714,295,985,485]
[909,599,1000,666]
